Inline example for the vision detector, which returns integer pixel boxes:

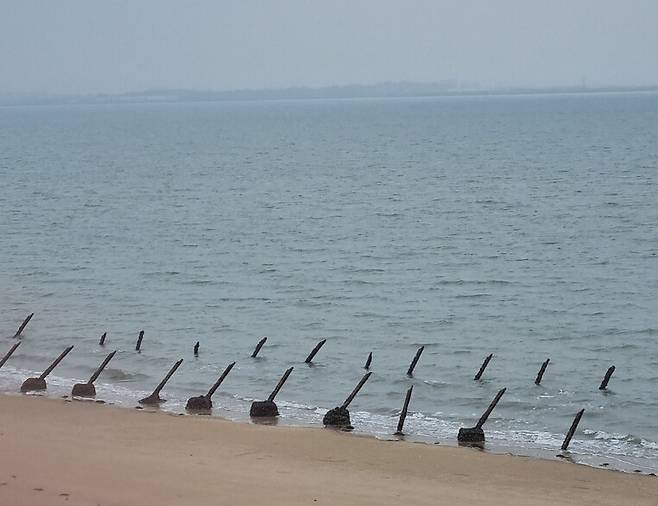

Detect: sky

[1,0,658,95]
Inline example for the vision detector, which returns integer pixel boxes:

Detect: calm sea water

[1,93,657,471]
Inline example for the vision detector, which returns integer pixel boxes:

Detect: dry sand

[1,394,656,505]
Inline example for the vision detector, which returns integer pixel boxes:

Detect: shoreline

[1,365,656,476]
[1,394,657,505]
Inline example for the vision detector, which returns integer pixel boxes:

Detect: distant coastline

[2,82,658,107]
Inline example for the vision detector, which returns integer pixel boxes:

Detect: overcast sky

[2,0,658,95]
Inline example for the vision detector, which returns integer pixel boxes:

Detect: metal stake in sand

[599,366,615,390]
[251,337,267,358]
[140,359,184,405]
[135,330,144,351]
[250,366,294,417]
[457,387,506,444]
[323,372,373,429]
[20,345,74,392]
[71,350,117,397]
[364,352,372,370]
[394,385,414,436]
[474,353,493,381]
[535,358,550,385]
[561,409,585,451]
[13,313,34,338]
[185,361,236,412]
[304,339,326,364]
[0,341,21,370]
[407,346,424,377]
[99,332,107,346]
[194,341,199,357]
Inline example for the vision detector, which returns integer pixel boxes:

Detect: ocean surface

[1,92,657,472]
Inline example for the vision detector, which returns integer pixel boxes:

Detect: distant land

[2,81,658,106]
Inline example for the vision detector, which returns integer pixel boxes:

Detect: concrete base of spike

[72,383,96,397]
[323,406,352,429]
[21,377,47,393]
[250,400,279,417]
[185,395,212,412]
[457,426,485,443]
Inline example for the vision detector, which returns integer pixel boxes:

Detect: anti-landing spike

[135,330,144,351]
[20,345,74,393]
[599,366,615,390]
[535,358,550,385]
[406,346,424,377]
[72,350,117,397]
[139,359,184,405]
[474,353,493,381]
[561,409,585,451]
[251,337,267,358]
[394,386,414,435]
[457,387,506,444]
[0,341,21,369]
[304,339,326,364]
[14,313,34,338]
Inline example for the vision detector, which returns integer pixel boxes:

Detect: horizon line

[2,81,658,106]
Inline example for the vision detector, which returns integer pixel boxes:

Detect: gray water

[1,93,657,472]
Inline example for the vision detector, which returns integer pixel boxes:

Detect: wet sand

[1,394,656,505]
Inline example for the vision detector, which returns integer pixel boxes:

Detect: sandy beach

[0,395,656,505]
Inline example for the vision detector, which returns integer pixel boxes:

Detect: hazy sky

[2,0,658,95]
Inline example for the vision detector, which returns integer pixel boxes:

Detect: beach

[1,394,656,505]
[3,3,658,502]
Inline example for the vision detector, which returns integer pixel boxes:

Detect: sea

[1,92,657,473]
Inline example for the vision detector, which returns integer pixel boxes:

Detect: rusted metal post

[0,341,21,369]
[268,366,294,402]
[304,339,326,364]
[342,371,373,409]
[207,362,235,398]
[457,387,506,443]
[88,350,117,384]
[474,353,493,380]
[20,345,74,392]
[135,330,144,351]
[364,352,372,370]
[599,366,615,390]
[250,366,294,417]
[323,372,373,429]
[535,358,550,385]
[476,388,506,429]
[13,313,34,338]
[561,409,585,451]
[99,332,107,346]
[139,359,184,405]
[407,346,424,377]
[206,362,235,399]
[185,361,236,411]
[193,341,199,356]
[394,385,414,435]
[251,337,267,358]
[40,347,74,379]
[72,350,117,397]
